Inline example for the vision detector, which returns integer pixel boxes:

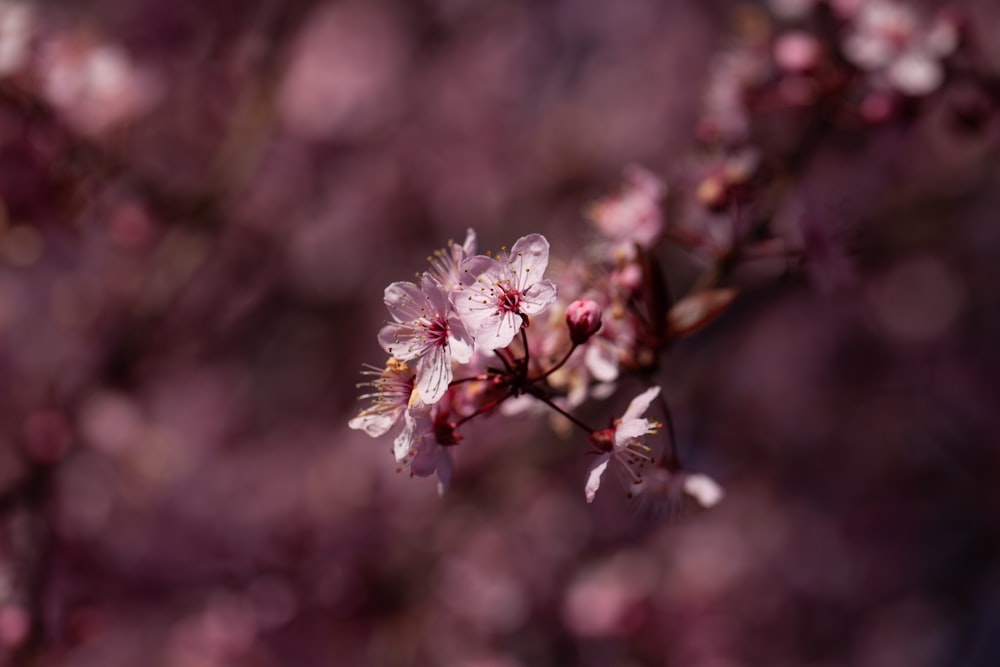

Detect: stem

[526,343,579,383]
[454,390,513,428]
[519,323,530,373]
[494,349,515,374]
[449,373,493,386]
[525,387,595,435]
[654,386,680,470]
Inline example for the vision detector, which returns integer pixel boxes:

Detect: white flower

[379,274,474,405]
[426,228,477,292]
[393,407,454,495]
[586,166,665,250]
[348,358,417,437]
[585,386,662,503]
[454,234,557,352]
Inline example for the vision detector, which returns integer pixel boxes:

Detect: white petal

[584,454,612,503]
[520,279,557,315]
[614,418,653,447]
[459,255,499,286]
[416,344,452,405]
[621,386,661,422]
[447,316,475,364]
[509,234,550,291]
[393,411,422,462]
[585,339,619,383]
[420,273,450,314]
[461,228,477,255]
[348,410,396,437]
[452,287,496,325]
[378,322,426,361]
[457,306,518,352]
[683,473,725,508]
[383,281,426,322]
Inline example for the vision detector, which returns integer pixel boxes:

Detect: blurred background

[0,0,999,665]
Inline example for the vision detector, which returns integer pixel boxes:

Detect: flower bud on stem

[566,299,602,345]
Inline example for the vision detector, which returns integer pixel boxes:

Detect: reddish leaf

[666,287,738,338]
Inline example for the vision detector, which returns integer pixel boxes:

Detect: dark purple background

[0,0,999,665]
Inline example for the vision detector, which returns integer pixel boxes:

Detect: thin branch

[525,387,595,435]
[526,342,579,383]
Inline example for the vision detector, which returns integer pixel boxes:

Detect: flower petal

[348,409,397,437]
[448,315,475,364]
[458,255,498,286]
[520,279,557,315]
[584,453,612,503]
[378,322,426,361]
[393,410,423,462]
[478,311,520,351]
[683,473,725,508]
[509,234,550,291]
[384,281,426,322]
[584,338,619,383]
[621,386,661,422]
[420,273,450,313]
[461,228,477,255]
[416,344,452,405]
[614,418,655,448]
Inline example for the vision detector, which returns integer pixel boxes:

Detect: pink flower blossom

[379,274,474,405]
[585,386,662,503]
[349,359,457,495]
[348,358,416,437]
[454,234,557,352]
[586,166,665,250]
[393,404,454,495]
[426,228,477,292]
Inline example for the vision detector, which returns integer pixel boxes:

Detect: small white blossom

[454,234,557,352]
[585,386,662,503]
[426,228,477,292]
[379,274,474,405]
[348,358,417,437]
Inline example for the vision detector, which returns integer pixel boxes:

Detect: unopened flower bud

[566,299,602,344]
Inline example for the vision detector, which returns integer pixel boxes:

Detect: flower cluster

[350,231,560,492]
[351,168,726,509]
[350,0,993,514]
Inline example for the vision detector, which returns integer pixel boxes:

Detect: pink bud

[566,299,602,344]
